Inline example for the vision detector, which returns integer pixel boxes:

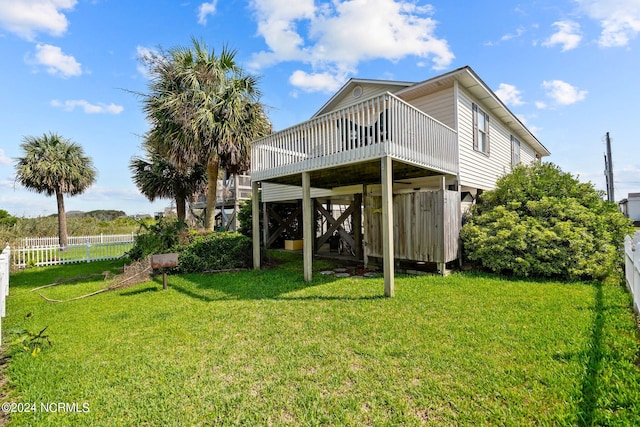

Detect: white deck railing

[251,92,458,182]
[624,231,640,313]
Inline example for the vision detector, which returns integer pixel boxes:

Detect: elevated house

[190,172,252,231]
[249,66,550,296]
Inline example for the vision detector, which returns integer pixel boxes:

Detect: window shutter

[510,135,515,164]
[472,103,478,151]
[485,113,490,155]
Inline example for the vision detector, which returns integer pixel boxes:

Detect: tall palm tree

[15,132,97,247]
[130,137,206,222]
[139,38,270,231]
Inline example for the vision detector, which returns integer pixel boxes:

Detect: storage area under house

[250,92,462,297]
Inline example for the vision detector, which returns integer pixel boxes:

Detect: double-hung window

[472,103,490,155]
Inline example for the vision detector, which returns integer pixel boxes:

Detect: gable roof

[396,66,550,157]
[311,66,550,158]
[312,78,414,118]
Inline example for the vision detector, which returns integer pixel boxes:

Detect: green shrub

[177,232,252,273]
[0,209,17,227]
[128,218,191,261]
[461,162,634,280]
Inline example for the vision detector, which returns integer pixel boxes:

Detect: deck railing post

[381,156,395,297]
[302,172,313,282]
[252,180,261,270]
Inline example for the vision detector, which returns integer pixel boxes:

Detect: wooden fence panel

[365,190,460,264]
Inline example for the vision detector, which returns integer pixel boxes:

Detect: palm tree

[130,137,206,222]
[139,38,270,231]
[15,132,97,247]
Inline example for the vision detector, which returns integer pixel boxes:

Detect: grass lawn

[2,252,640,426]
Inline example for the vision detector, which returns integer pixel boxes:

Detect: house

[620,193,640,226]
[190,172,252,230]
[249,66,551,296]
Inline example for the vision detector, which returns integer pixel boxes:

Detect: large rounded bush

[177,232,252,272]
[461,162,634,280]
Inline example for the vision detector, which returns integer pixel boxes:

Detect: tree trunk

[204,156,219,231]
[56,189,68,248]
[175,195,186,222]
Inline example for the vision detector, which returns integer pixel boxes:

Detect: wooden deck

[251,92,458,186]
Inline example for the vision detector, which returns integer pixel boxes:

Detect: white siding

[629,196,640,221]
[401,87,455,129]
[519,140,536,164]
[457,88,512,190]
[331,83,408,112]
[261,182,363,203]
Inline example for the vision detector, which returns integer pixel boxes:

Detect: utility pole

[604,132,615,202]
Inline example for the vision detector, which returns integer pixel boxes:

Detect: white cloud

[135,45,160,79]
[485,26,528,46]
[80,186,143,202]
[0,149,11,165]
[575,0,640,47]
[51,99,124,114]
[542,20,582,51]
[527,124,543,136]
[0,0,76,40]
[541,80,587,106]
[501,26,526,42]
[495,83,525,106]
[33,44,82,78]
[249,0,454,93]
[289,70,346,93]
[197,1,217,25]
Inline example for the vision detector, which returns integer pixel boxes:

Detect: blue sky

[1,0,639,217]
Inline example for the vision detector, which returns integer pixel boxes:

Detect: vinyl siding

[457,88,512,190]
[628,195,640,221]
[519,140,536,164]
[331,83,409,112]
[261,182,363,203]
[402,87,456,128]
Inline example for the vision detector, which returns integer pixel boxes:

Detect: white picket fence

[19,233,136,248]
[12,234,136,268]
[624,231,640,313]
[0,245,10,345]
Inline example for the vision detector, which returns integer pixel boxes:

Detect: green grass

[2,252,640,426]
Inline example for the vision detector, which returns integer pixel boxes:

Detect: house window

[472,103,490,154]
[511,135,521,166]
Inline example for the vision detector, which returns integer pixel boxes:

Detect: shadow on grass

[9,259,125,291]
[119,286,159,297]
[274,294,385,301]
[167,268,384,302]
[576,281,605,425]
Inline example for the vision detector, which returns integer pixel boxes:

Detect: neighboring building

[190,172,252,231]
[249,66,551,294]
[620,193,640,225]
